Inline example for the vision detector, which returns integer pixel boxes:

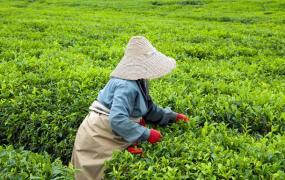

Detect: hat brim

[110,51,176,80]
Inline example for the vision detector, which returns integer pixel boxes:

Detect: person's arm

[109,84,150,143]
[143,102,177,126]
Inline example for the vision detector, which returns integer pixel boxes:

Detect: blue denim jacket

[97,78,177,143]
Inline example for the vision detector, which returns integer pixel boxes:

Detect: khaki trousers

[71,111,131,180]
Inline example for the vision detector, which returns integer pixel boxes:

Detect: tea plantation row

[105,122,285,179]
[0,145,74,179]
[0,0,284,178]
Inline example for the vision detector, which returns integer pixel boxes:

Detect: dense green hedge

[0,63,108,163]
[0,145,74,179]
[105,122,285,179]
[0,0,284,177]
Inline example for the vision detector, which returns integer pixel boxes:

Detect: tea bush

[0,145,74,179]
[0,0,284,178]
[105,121,285,179]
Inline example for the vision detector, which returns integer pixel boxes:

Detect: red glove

[147,129,162,144]
[139,118,146,127]
[176,113,189,122]
[127,146,143,154]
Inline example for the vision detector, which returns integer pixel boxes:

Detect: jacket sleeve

[143,102,177,126]
[109,84,150,143]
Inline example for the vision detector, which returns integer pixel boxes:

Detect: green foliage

[105,122,285,179]
[0,145,74,179]
[0,0,284,178]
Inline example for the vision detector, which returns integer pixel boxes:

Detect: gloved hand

[139,118,146,127]
[176,113,189,122]
[127,146,143,154]
[147,129,162,144]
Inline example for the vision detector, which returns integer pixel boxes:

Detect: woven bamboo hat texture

[111,36,176,80]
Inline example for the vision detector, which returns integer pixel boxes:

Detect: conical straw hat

[111,36,176,80]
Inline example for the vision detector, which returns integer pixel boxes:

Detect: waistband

[89,100,110,116]
[88,100,141,123]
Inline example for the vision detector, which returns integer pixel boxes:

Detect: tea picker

[71,36,189,180]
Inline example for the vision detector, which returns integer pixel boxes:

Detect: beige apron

[71,101,140,180]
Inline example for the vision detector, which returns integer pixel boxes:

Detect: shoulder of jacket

[111,78,139,91]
